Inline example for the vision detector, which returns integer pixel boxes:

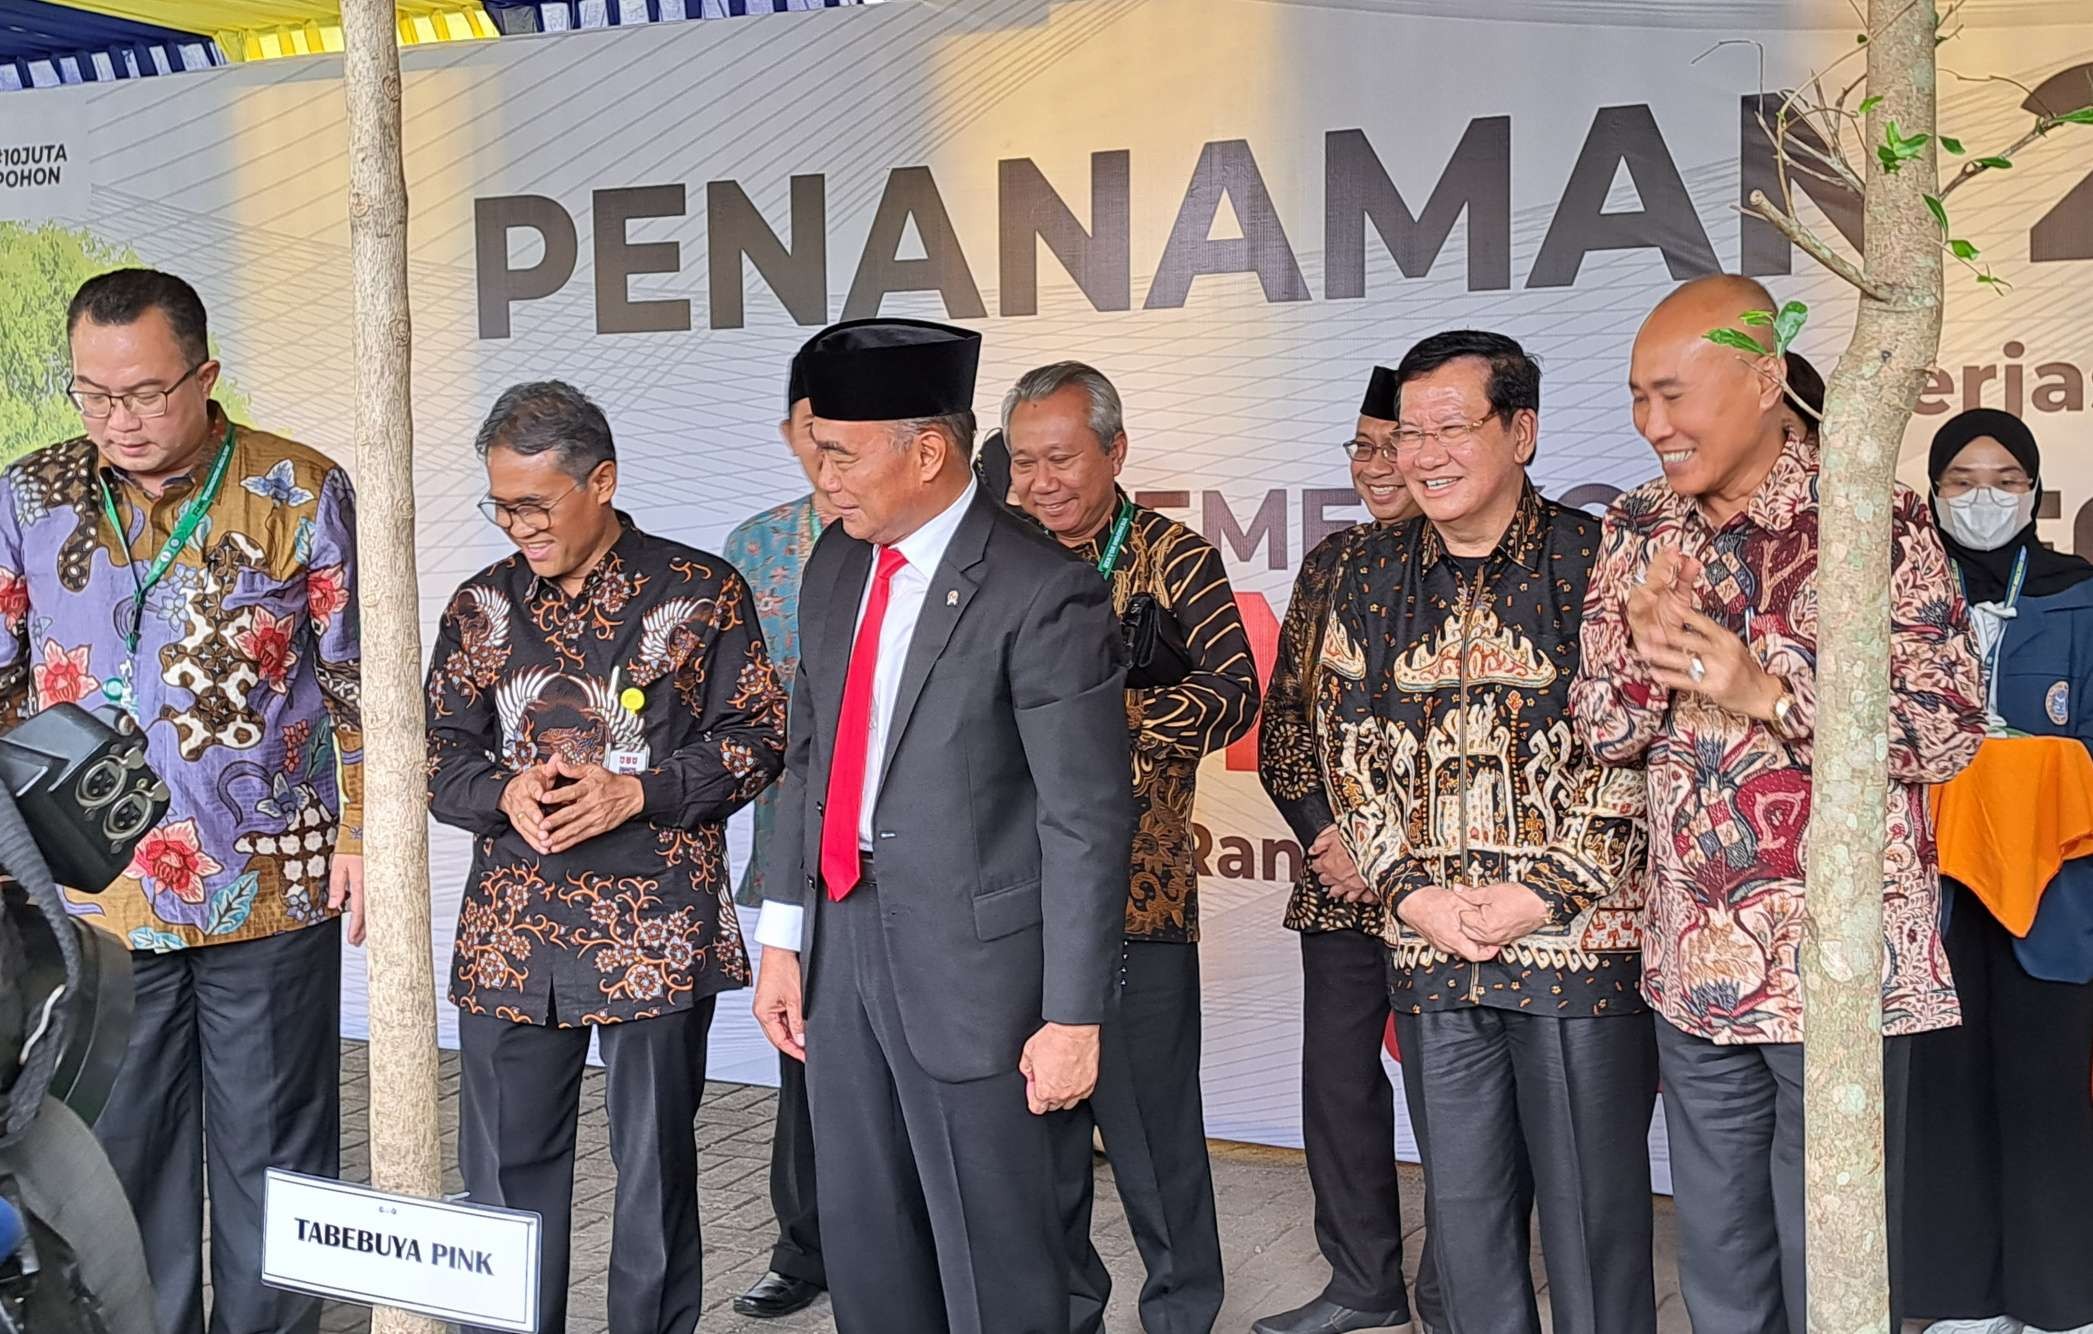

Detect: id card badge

[605,747,650,776]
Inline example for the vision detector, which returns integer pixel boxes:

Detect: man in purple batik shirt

[0,269,363,1334]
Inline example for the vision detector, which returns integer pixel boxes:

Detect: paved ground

[313,1040,1695,1333]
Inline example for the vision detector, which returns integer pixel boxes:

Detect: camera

[0,703,169,1334]
[0,703,166,1128]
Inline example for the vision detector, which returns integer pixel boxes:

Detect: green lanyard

[1956,545,2030,688]
[96,422,237,669]
[1095,498,1135,579]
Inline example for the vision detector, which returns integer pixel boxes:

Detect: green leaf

[1858,94,1883,114]
[1949,238,1979,260]
[1737,309,1776,326]
[1856,32,1868,43]
[1704,328,1766,354]
[1939,136,1965,154]
[2054,106,2093,126]
[1924,194,1949,233]
[1879,121,1931,173]
[1772,301,1810,356]
[205,872,263,936]
[1975,156,2014,169]
[1975,272,2013,292]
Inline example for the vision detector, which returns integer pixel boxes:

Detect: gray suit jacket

[772,490,1134,1083]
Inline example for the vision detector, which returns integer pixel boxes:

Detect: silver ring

[1688,655,1707,683]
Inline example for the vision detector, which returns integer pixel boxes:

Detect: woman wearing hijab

[1904,408,2093,1334]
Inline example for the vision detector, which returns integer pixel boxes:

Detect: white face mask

[1939,486,2036,551]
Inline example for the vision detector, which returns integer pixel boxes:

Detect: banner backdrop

[3,0,2090,1186]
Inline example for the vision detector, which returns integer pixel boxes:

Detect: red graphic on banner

[1227,591,1279,772]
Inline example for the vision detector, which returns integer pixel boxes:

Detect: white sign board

[261,1169,540,1332]
[0,94,91,221]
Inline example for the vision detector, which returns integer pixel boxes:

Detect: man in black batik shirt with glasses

[425,381,786,1334]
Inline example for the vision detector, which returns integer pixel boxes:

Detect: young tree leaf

[2055,106,2093,125]
[1939,136,1964,154]
[1949,238,1979,260]
[1738,309,1776,325]
[1772,301,1810,356]
[1975,156,2014,169]
[1858,94,1883,113]
[1924,194,1949,232]
[1704,328,1766,354]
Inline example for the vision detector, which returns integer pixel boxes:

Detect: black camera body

[0,703,167,1128]
[0,705,168,897]
[0,704,168,1334]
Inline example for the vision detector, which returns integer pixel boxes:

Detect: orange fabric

[1932,736,2093,937]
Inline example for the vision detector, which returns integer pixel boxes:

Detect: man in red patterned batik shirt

[1571,275,1985,1334]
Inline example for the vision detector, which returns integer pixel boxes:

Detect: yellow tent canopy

[49,2,497,62]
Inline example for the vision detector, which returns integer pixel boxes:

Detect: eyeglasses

[479,480,584,533]
[1394,414,1499,453]
[68,364,205,420]
[1936,473,2035,498]
[1342,438,1401,464]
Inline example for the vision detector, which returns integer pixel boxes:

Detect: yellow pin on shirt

[620,687,646,714]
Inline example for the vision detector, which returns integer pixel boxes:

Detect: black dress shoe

[732,1271,824,1318]
[1249,1297,1414,1334]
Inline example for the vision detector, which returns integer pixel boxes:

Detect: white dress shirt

[755,478,979,952]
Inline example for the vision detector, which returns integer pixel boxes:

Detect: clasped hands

[1311,829,1549,958]
[499,754,645,856]
[1626,547,1782,721]
[1396,881,1550,961]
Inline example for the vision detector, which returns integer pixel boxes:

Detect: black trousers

[1903,885,2093,1330]
[93,919,341,1334]
[1656,1015,1913,1334]
[1062,940,1224,1334]
[1299,929,1436,1322]
[1394,1007,1657,1334]
[764,1048,825,1285]
[457,999,716,1334]
[805,880,1078,1334]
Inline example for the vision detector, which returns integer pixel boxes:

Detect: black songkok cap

[797,318,981,422]
[1359,365,1399,422]
[786,352,808,412]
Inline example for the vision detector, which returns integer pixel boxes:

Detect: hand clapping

[1624,546,1701,665]
[1626,546,1782,721]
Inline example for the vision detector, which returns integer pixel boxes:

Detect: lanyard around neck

[1957,545,2030,683]
[97,421,238,654]
[1095,498,1135,579]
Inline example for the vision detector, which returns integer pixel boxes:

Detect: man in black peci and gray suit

[751,317,1134,1334]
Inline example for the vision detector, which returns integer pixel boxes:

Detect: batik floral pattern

[1571,436,1985,1042]
[428,519,784,1026]
[0,416,362,952]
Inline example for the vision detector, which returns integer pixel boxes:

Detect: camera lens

[77,756,125,807]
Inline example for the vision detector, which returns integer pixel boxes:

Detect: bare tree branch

[1744,190,1888,300]
[1940,112,2084,199]
[1939,66,2036,102]
[1765,101,1868,195]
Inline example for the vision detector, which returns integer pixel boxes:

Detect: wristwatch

[1768,678,1800,740]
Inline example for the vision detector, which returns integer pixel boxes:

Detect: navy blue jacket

[1978,580,2093,982]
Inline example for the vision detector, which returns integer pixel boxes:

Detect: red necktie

[821,546,908,900]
